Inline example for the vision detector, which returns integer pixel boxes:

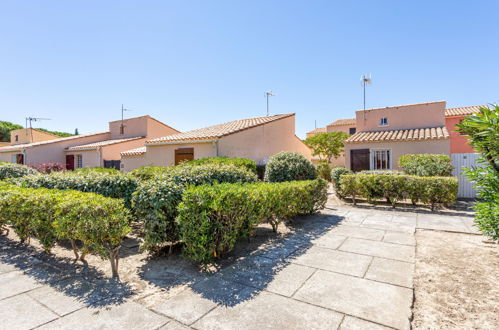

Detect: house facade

[344,101,450,171]
[121,113,312,171]
[0,116,178,169]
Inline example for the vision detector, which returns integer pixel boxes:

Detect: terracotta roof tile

[146,114,294,144]
[121,147,146,156]
[0,132,109,153]
[445,105,484,117]
[346,126,449,144]
[306,127,327,135]
[327,118,356,126]
[66,137,144,151]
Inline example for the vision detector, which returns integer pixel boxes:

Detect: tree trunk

[108,246,121,279]
[70,239,79,261]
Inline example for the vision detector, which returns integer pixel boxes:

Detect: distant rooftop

[445,105,484,117]
[328,118,356,126]
[347,126,449,143]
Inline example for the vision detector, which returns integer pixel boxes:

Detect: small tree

[304,132,349,163]
[457,105,499,242]
[75,128,79,135]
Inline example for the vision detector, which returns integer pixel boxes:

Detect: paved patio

[0,204,477,330]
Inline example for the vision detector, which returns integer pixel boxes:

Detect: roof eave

[146,139,218,146]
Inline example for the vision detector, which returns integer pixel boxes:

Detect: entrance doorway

[66,155,75,171]
[350,149,370,172]
[175,148,194,165]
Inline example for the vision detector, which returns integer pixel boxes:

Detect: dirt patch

[412,230,499,329]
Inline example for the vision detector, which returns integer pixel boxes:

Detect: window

[15,135,18,142]
[370,149,391,170]
[120,125,125,135]
[379,117,388,126]
[349,127,356,135]
[76,155,83,169]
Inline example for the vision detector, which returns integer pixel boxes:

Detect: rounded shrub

[316,161,332,182]
[398,154,453,177]
[330,167,353,187]
[264,152,316,182]
[0,163,39,180]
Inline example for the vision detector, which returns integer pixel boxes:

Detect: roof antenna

[264,91,275,116]
[360,74,372,125]
[26,117,51,129]
[120,104,132,134]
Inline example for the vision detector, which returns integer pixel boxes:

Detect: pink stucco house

[120,113,311,171]
[0,116,179,169]
[445,105,482,154]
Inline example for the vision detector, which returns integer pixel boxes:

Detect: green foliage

[0,163,39,180]
[75,167,120,174]
[177,179,328,263]
[398,154,453,177]
[330,167,353,188]
[316,161,332,181]
[457,105,499,241]
[359,170,404,175]
[338,174,458,210]
[264,152,317,182]
[304,132,349,163]
[11,171,138,208]
[131,164,258,251]
[0,121,23,142]
[128,166,175,181]
[32,162,66,174]
[0,184,130,278]
[35,128,74,137]
[184,157,257,174]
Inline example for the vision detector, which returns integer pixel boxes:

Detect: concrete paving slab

[361,218,415,233]
[340,238,415,262]
[152,288,217,325]
[294,270,412,329]
[417,214,470,233]
[159,320,191,329]
[383,232,416,246]
[38,301,168,330]
[0,294,58,330]
[0,270,42,300]
[0,262,16,274]
[265,263,316,297]
[328,225,385,241]
[461,217,480,234]
[312,233,347,249]
[365,258,414,288]
[193,291,344,330]
[290,246,372,277]
[340,316,392,330]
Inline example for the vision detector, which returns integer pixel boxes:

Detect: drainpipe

[22,150,26,165]
[213,140,219,157]
[98,147,103,167]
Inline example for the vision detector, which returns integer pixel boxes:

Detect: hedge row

[177,179,328,263]
[0,183,130,278]
[11,171,138,208]
[184,157,257,174]
[131,164,258,251]
[0,163,39,180]
[338,174,458,210]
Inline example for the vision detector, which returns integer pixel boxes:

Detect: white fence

[451,153,481,198]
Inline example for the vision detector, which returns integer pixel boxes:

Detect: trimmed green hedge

[0,163,39,180]
[128,166,174,181]
[131,164,258,251]
[184,157,257,174]
[264,152,317,182]
[398,154,453,177]
[177,179,328,263]
[0,184,130,278]
[330,167,353,188]
[10,171,139,208]
[338,174,458,210]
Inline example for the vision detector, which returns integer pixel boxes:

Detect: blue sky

[0,1,498,138]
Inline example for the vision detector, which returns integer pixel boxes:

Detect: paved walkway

[0,205,477,330]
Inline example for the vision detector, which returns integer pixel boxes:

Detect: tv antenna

[120,104,132,134]
[264,91,275,116]
[360,74,372,111]
[26,117,51,129]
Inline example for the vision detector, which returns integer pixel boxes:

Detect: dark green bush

[338,174,458,210]
[398,154,453,177]
[11,171,138,208]
[0,163,39,180]
[0,184,130,278]
[184,157,257,174]
[131,164,258,251]
[264,152,316,182]
[359,170,404,175]
[330,167,353,188]
[75,167,119,174]
[127,166,174,181]
[177,179,328,263]
[316,161,332,181]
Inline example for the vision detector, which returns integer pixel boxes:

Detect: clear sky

[0,1,497,138]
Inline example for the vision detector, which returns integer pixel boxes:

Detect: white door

[451,153,481,198]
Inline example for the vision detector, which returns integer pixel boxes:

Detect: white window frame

[379,117,389,127]
[76,155,83,169]
[370,149,392,170]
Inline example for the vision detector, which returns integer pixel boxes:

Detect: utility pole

[265,91,275,116]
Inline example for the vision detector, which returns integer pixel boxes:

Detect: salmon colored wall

[355,101,446,132]
[65,150,101,168]
[146,117,180,138]
[120,154,148,171]
[17,133,110,166]
[109,116,149,139]
[446,116,475,153]
[345,139,450,171]
[101,138,149,161]
[0,151,19,163]
[326,124,355,134]
[10,128,58,145]
[217,115,312,164]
